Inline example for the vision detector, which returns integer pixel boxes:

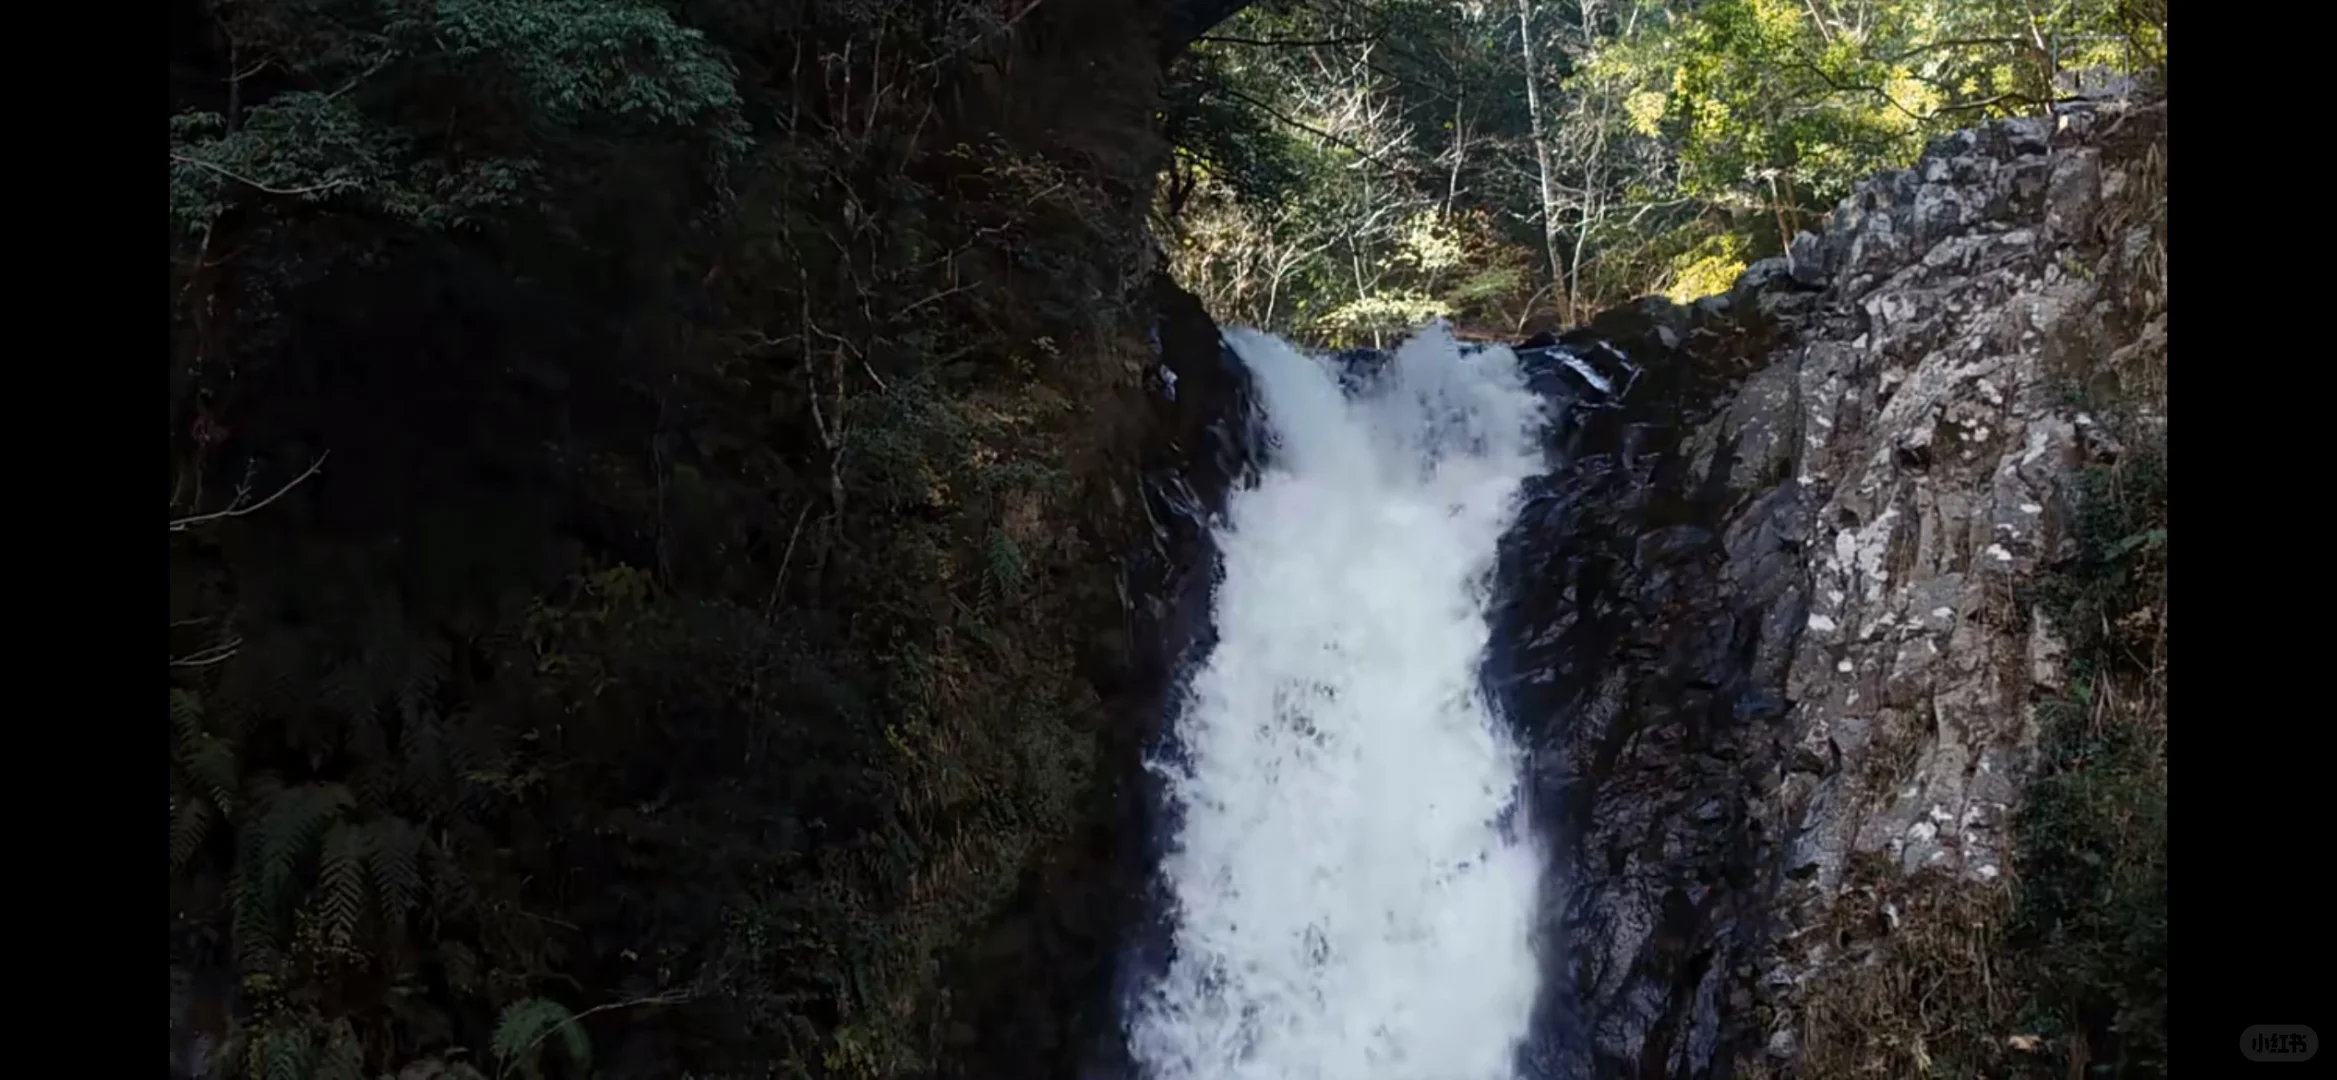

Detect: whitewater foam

[1127,326,1550,1080]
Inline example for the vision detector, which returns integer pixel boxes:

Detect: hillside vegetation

[169,0,1170,1075]
[1160,0,2165,343]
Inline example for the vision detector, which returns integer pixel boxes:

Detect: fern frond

[171,794,213,870]
[365,817,424,924]
[316,1017,365,1080]
[318,822,371,951]
[552,1009,592,1072]
[183,733,241,816]
[440,940,482,994]
[231,818,284,966]
[445,710,494,786]
[212,684,257,742]
[346,699,391,763]
[319,654,380,720]
[491,997,590,1076]
[427,834,475,916]
[230,877,268,957]
[256,783,355,903]
[350,760,400,808]
[449,717,513,820]
[170,688,205,738]
[401,710,454,811]
[398,636,451,722]
[242,771,287,809]
[250,1021,315,1080]
[985,528,1025,595]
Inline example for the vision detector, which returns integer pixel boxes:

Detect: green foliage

[1160,0,1558,342]
[2011,437,2168,1075]
[427,0,745,132]
[248,1021,316,1080]
[365,817,426,923]
[1589,0,2164,285]
[1663,231,1750,303]
[491,997,591,1077]
[1602,0,1925,213]
[317,822,372,949]
[169,92,531,236]
[1160,49,1308,209]
[223,783,359,971]
[255,784,357,908]
[984,528,1025,597]
[2036,440,2169,673]
[172,690,242,813]
[169,0,1161,1074]
[172,792,215,872]
[318,1019,367,1080]
[1165,0,2167,333]
[168,0,747,246]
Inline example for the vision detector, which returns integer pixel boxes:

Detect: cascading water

[1125,326,1553,1080]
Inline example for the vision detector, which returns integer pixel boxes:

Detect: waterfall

[1126,325,1552,1080]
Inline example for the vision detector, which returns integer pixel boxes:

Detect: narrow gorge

[167,0,2166,1075]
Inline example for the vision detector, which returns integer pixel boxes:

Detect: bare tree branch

[1880,35,2035,64]
[169,153,356,198]
[915,0,1047,72]
[1213,85,1404,173]
[1197,33,1382,48]
[170,637,245,667]
[168,452,330,532]
[764,502,813,623]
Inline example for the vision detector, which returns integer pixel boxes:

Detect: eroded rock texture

[1748,99,2165,1073]
[1479,99,2166,1078]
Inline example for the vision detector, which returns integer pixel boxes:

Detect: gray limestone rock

[1476,98,2164,1078]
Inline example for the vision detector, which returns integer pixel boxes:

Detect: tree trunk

[1515,0,1571,327]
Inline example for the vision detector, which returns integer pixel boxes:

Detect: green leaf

[319,822,373,949]
[492,997,591,1076]
[317,1018,367,1080]
[365,818,426,923]
[2107,527,2167,560]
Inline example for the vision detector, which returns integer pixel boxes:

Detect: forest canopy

[1157,0,2167,344]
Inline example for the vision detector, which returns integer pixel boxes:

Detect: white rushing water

[1127,326,1551,1080]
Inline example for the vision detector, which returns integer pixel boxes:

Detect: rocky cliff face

[1747,97,2166,1076]
[1493,97,2166,1078]
[1124,96,2165,1079]
[1763,101,2169,897]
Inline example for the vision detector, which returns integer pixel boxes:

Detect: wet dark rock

[1478,295,1802,1080]
[1060,271,1265,1080]
[934,263,1263,1080]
